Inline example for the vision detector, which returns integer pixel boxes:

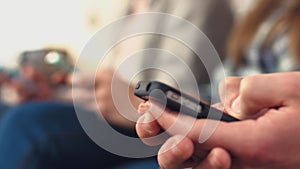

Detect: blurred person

[0,67,10,86]
[214,0,300,86]
[20,48,100,113]
[0,71,51,108]
[68,72,99,113]
[0,101,149,169]
[0,68,11,120]
[19,49,73,82]
[0,49,153,169]
[0,49,76,109]
[96,0,233,130]
[8,75,39,104]
[136,0,300,168]
[15,48,101,112]
[17,48,74,102]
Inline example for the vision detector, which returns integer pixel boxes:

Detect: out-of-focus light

[45,52,61,64]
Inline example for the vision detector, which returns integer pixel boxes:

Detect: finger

[218,77,242,117]
[219,77,242,104]
[231,72,300,116]
[138,102,151,115]
[136,113,161,144]
[194,147,231,169]
[146,102,261,158]
[211,103,224,111]
[158,135,195,169]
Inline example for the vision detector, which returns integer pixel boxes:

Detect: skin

[95,69,142,129]
[136,72,300,169]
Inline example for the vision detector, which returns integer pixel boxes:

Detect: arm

[96,69,142,129]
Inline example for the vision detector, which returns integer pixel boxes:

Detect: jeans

[0,101,156,169]
[0,101,9,121]
[114,158,160,169]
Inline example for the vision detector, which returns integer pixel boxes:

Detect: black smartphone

[134,81,239,122]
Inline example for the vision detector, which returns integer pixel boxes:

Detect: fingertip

[212,103,225,111]
[158,136,194,169]
[136,113,160,139]
[171,136,194,160]
[138,101,151,115]
[158,135,194,160]
[210,148,231,169]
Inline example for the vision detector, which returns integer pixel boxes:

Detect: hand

[136,72,300,169]
[95,68,142,129]
[157,135,231,169]
[136,102,232,169]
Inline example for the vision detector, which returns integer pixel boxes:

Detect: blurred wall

[0,0,255,70]
[0,0,128,69]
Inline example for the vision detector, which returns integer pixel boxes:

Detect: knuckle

[220,77,242,103]
[239,76,257,101]
[239,76,255,94]
[222,77,237,91]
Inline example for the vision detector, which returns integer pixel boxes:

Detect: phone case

[135,81,239,122]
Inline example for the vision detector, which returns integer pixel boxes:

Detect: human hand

[136,72,300,169]
[157,135,231,169]
[95,68,142,129]
[136,101,232,169]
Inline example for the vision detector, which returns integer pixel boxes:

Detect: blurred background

[0,0,128,69]
[0,0,254,69]
[0,0,256,108]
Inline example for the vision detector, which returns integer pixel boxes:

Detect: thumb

[230,73,299,118]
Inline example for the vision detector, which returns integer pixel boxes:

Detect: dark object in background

[16,48,75,101]
[19,49,74,77]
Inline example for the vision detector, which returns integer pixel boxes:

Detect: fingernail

[138,102,151,115]
[138,108,146,115]
[137,113,154,135]
[143,113,156,134]
[137,115,145,124]
[232,97,241,114]
[143,113,153,123]
[137,113,152,124]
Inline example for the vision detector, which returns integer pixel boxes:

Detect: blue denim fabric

[0,101,156,169]
[0,101,9,121]
[114,158,160,169]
